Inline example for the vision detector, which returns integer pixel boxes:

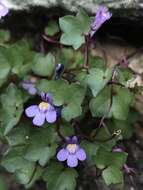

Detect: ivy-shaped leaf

[102,166,123,185]
[90,86,133,120]
[59,10,91,49]
[87,68,112,97]
[32,53,55,77]
[43,162,78,190]
[0,84,24,135]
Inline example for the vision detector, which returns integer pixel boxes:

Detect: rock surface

[3,0,143,17]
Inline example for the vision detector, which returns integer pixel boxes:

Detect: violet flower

[25,92,57,126]
[21,77,37,95]
[57,136,86,168]
[0,1,9,19]
[90,5,112,37]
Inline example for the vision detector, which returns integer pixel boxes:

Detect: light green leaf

[62,103,82,121]
[0,50,11,81]
[0,30,10,43]
[45,21,59,36]
[102,166,123,185]
[32,53,55,77]
[37,79,86,121]
[59,10,90,49]
[87,68,112,97]
[15,162,35,185]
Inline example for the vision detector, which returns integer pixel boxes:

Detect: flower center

[39,102,49,111]
[66,144,77,154]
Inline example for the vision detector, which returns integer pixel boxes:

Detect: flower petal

[67,154,78,168]
[0,3,9,17]
[25,105,39,117]
[72,136,78,144]
[46,109,57,123]
[57,148,68,161]
[28,86,37,95]
[33,112,45,126]
[76,148,86,161]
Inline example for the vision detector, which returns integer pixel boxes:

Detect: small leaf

[0,50,11,82]
[102,166,123,185]
[0,83,24,135]
[87,68,112,97]
[43,162,78,190]
[24,127,57,166]
[32,53,55,77]
[93,147,127,169]
[45,21,59,36]
[59,10,90,49]
[90,86,133,120]
[62,103,82,121]
[0,30,10,43]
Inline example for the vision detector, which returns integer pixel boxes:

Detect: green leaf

[59,10,90,49]
[0,83,24,135]
[81,141,97,165]
[87,68,112,97]
[45,21,59,36]
[1,147,33,173]
[93,147,127,169]
[15,162,35,185]
[0,50,11,83]
[37,79,68,106]
[0,175,7,190]
[24,127,57,166]
[90,86,133,120]
[107,119,134,139]
[0,40,34,77]
[102,166,123,185]
[32,53,55,77]
[60,124,74,137]
[37,79,86,121]
[6,124,30,146]
[25,166,43,188]
[43,162,78,190]
[0,30,10,43]
[62,103,82,121]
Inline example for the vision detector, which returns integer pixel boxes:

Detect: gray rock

[3,0,143,16]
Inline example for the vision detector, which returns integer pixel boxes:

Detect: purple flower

[90,5,112,37]
[57,136,86,168]
[0,1,9,19]
[22,77,37,95]
[25,92,57,126]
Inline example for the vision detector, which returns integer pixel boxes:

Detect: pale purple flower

[0,1,9,19]
[25,92,57,126]
[90,5,112,37]
[57,136,86,168]
[21,77,37,95]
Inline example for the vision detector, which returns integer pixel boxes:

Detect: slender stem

[42,34,61,45]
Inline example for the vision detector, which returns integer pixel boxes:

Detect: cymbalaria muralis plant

[0,5,140,189]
